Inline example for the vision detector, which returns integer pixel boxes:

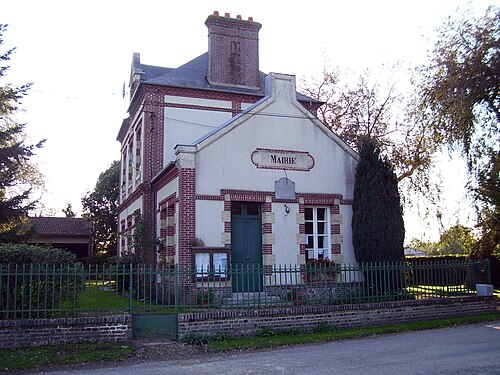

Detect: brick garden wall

[0,315,132,349]
[177,297,499,340]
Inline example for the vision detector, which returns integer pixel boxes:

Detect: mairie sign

[251,148,314,171]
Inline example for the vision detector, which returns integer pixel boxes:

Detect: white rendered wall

[156,179,178,207]
[272,202,300,266]
[118,197,143,224]
[195,200,225,247]
[340,204,357,266]
[193,74,359,266]
[195,104,357,199]
[163,97,232,164]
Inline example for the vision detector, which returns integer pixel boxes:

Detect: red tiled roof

[29,217,92,237]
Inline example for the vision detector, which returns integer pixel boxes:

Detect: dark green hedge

[0,244,83,318]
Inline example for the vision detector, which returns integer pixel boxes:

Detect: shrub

[0,243,77,264]
[181,333,209,345]
[0,244,84,318]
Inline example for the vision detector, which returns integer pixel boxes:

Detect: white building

[117,12,359,292]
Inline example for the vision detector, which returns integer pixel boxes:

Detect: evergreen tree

[0,24,44,242]
[352,139,405,263]
[81,161,119,256]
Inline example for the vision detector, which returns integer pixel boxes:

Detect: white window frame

[304,206,331,261]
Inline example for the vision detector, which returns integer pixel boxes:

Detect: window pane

[305,207,313,220]
[231,202,242,215]
[213,253,227,277]
[246,203,260,216]
[305,222,313,235]
[317,208,326,221]
[195,253,210,275]
[305,236,314,249]
[317,222,326,234]
[318,236,324,248]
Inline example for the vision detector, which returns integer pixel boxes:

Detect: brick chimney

[205,12,262,89]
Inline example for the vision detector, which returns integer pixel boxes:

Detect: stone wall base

[178,296,499,339]
[0,315,132,349]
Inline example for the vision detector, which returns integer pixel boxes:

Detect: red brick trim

[163,102,233,113]
[195,195,224,201]
[220,190,269,202]
[178,168,196,269]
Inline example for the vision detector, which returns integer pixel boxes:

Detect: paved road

[43,321,500,375]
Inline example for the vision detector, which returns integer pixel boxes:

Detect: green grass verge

[0,341,133,372]
[78,281,176,314]
[207,312,500,351]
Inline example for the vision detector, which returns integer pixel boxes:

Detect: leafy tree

[438,224,476,255]
[352,139,405,263]
[407,224,477,256]
[0,24,44,242]
[418,6,499,256]
[62,203,76,218]
[81,161,119,256]
[300,68,440,201]
[474,149,500,257]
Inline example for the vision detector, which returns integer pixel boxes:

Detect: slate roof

[140,52,321,103]
[29,217,92,238]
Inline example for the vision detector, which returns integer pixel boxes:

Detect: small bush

[0,243,77,264]
[256,327,278,337]
[214,332,232,342]
[313,321,334,333]
[0,244,84,318]
[181,333,209,345]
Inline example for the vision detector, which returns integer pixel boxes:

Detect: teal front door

[231,202,263,292]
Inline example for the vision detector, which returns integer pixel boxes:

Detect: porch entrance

[231,202,263,293]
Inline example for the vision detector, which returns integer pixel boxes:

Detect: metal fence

[0,259,490,319]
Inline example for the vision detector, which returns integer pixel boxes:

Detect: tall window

[305,206,330,261]
[127,139,133,189]
[121,149,127,197]
[135,125,142,182]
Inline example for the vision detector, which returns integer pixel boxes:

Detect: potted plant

[303,258,337,282]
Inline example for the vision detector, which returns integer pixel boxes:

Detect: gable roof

[29,217,92,238]
[138,53,321,103]
[189,73,359,161]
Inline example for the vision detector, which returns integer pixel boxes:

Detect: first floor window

[305,206,331,261]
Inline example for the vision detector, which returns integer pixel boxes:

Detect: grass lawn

[77,281,176,314]
[0,341,133,372]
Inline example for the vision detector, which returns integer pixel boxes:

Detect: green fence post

[485,258,491,285]
[129,263,133,315]
[174,264,179,314]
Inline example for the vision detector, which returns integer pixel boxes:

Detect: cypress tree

[352,139,405,263]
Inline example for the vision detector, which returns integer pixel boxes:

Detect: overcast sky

[2,0,494,241]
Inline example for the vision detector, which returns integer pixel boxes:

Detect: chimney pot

[205,13,262,89]
[248,17,253,22]
[213,11,219,16]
